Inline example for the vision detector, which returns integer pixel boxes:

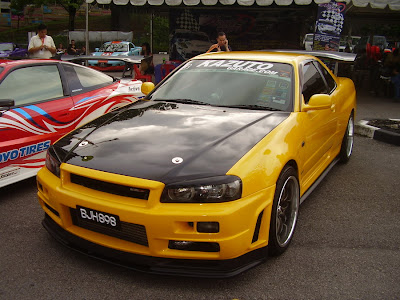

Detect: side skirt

[300,157,339,205]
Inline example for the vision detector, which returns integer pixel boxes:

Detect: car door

[0,62,74,187]
[299,60,338,188]
[61,62,127,128]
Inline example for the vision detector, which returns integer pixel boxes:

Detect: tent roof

[86,0,400,10]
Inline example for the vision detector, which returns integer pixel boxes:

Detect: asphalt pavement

[354,86,400,145]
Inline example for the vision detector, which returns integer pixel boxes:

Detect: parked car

[0,59,145,188]
[303,33,314,51]
[38,51,356,277]
[0,42,28,58]
[339,36,361,53]
[353,35,388,53]
[170,29,212,61]
[88,41,142,71]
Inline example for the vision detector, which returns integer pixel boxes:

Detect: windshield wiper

[152,99,212,106]
[224,104,282,111]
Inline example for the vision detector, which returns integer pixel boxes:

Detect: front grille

[70,207,148,246]
[70,173,149,200]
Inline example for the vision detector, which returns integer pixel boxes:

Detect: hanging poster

[313,1,346,52]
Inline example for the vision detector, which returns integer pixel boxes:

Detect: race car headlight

[161,176,242,203]
[45,148,61,177]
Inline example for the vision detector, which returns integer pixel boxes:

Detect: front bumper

[37,164,275,277]
[42,213,267,278]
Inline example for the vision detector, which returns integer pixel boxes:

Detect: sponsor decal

[196,60,278,75]
[0,168,20,180]
[0,140,51,163]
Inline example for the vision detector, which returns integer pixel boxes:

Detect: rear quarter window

[63,64,113,94]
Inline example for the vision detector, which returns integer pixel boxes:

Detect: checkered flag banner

[320,9,344,34]
[175,9,200,31]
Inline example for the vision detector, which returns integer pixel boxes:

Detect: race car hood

[55,101,289,184]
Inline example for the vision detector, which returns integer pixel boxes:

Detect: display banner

[313,1,346,52]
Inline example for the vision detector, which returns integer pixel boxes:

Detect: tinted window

[315,62,336,93]
[302,62,328,103]
[63,64,113,94]
[0,65,63,106]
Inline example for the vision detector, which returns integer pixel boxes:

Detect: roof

[86,0,400,10]
[0,59,60,67]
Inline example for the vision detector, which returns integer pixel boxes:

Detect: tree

[10,0,30,29]
[55,0,84,31]
[11,0,84,31]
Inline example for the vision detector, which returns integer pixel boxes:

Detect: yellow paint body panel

[37,51,356,263]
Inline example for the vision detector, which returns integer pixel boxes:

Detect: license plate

[76,206,120,229]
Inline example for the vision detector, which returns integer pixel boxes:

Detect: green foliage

[10,0,29,14]
[152,15,169,53]
[133,14,169,53]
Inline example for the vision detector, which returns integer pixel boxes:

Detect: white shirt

[28,35,55,59]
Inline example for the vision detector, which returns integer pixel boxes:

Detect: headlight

[161,176,242,203]
[45,147,61,177]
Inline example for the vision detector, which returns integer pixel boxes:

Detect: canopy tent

[82,0,399,57]
[85,0,400,10]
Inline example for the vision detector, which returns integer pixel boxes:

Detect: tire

[268,165,300,256]
[338,113,354,163]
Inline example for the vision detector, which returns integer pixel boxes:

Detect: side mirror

[0,99,14,108]
[141,82,155,95]
[0,99,15,116]
[302,94,332,112]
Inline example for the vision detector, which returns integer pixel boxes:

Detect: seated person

[139,42,154,75]
[67,40,79,55]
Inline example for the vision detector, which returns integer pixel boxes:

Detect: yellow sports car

[37,51,356,277]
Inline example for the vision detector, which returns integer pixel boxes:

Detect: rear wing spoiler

[61,54,144,64]
[60,55,145,77]
[261,50,356,75]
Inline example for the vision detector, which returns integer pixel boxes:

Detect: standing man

[28,24,56,59]
[206,32,232,53]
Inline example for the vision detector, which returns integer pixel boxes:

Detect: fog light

[168,240,220,252]
[197,222,219,233]
[169,240,194,250]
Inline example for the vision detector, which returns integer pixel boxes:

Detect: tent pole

[150,10,153,53]
[85,1,89,62]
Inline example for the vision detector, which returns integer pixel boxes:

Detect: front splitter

[42,213,267,278]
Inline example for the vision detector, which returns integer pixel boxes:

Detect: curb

[355,119,400,146]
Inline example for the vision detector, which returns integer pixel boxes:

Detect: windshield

[150,59,294,112]
[100,43,129,52]
[0,43,13,51]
